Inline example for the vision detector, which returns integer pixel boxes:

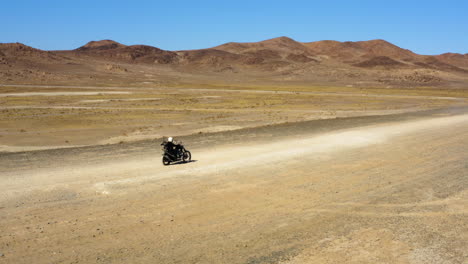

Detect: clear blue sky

[2,0,467,55]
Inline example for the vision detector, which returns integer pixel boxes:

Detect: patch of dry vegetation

[1,85,467,150]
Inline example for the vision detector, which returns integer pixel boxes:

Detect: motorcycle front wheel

[182,151,191,162]
[162,156,171,166]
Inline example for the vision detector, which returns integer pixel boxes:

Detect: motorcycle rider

[161,136,191,165]
[162,137,178,158]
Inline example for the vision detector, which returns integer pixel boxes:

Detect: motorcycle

[161,141,191,165]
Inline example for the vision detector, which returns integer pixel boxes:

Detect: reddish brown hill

[0,43,44,54]
[354,39,417,60]
[303,39,468,73]
[214,37,314,57]
[354,56,406,68]
[0,43,61,60]
[177,48,282,70]
[1,38,467,87]
[208,37,317,68]
[67,38,465,73]
[243,49,282,60]
[436,53,468,69]
[0,43,66,67]
[303,39,417,62]
[74,40,177,64]
[77,40,125,51]
[414,56,467,73]
[177,49,243,66]
[0,43,75,83]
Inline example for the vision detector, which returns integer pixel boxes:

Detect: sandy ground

[1,108,468,263]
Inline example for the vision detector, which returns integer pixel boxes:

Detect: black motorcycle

[161,142,191,165]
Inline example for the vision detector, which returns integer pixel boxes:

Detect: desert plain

[1,38,468,263]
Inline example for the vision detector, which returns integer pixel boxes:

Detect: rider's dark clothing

[163,141,178,158]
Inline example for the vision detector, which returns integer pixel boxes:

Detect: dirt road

[1,108,468,263]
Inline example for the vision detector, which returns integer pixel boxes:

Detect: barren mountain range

[1,37,467,87]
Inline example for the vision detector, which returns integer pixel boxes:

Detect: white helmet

[168,137,173,142]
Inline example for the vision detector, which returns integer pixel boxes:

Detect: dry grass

[1,84,468,150]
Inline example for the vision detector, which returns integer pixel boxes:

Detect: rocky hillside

[1,37,467,87]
